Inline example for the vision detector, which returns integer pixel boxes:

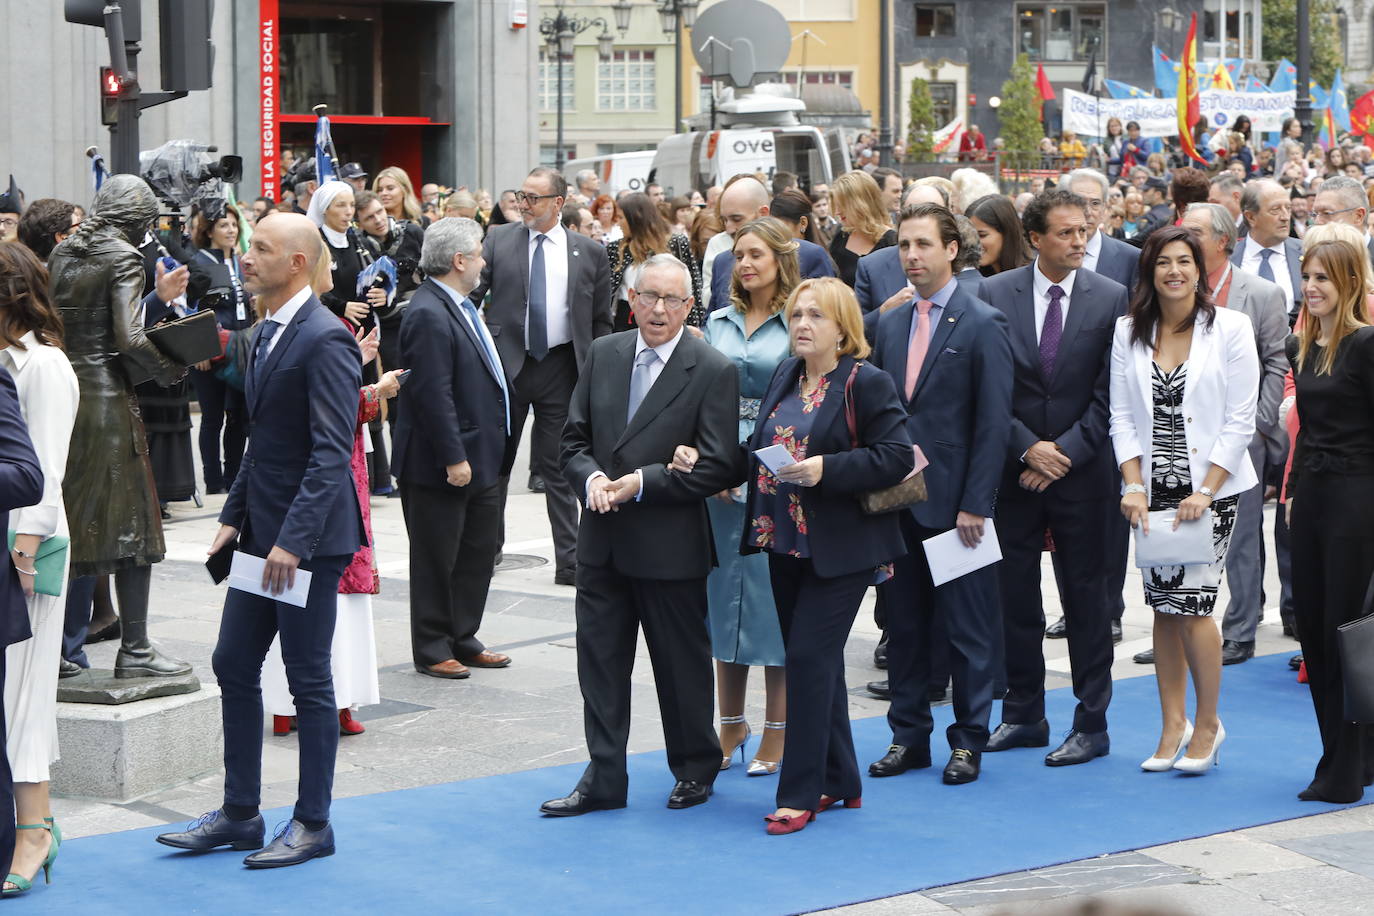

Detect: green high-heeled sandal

[45,816,61,847]
[2,823,57,895]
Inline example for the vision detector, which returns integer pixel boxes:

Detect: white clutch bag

[1133,509,1214,568]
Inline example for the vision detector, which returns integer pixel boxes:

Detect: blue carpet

[25,653,1371,915]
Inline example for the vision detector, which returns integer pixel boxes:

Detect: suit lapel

[248,298,313,414]
[617,334,698,448]
[1009,266,1039,361]
[808,355,854,449]
[884,301,914,406]
[607,333,636,443]
[1184,316,1215,405]
[912,292,965,400]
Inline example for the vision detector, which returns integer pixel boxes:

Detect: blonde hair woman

[372,166,424,224]
[826,171,897,288]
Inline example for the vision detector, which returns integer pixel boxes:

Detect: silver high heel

[1140,720,1194,771]
[1173,721,1225,774]
[720,715,752,770]
[747,721,785,776]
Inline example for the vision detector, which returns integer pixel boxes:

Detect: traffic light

[159,0,214,92]
[65,0,142,39]
[100,66,121,126]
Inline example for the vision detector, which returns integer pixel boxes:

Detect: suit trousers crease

[501,345,579,573]
[886,513,997,752]
[1290,473,1374,799]
[998,488,1114,734]
[573,563,718,802]
[769,554,870,811]
[401,479,501,664]
[211,545,350,825]
[1222,436,1271,643]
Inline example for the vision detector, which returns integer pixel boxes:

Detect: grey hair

[420,217,484,275]
[1185,202,1239,254]
[1210,172,1243,194]
[1240,179,1282,217]
[1316,175,1367,211]
[1065,168,1109,199]
[952,214,984,271]
[634,252,693,297]
[575,169,598,187]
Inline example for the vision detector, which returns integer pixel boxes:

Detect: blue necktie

[528,233,549,361]
[461,299,511,434]
[1257,248,1276,284]
[252,321,280,389]
[627,348,658,424]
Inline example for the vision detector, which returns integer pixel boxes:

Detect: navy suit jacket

[394,279,510,491]
[221,295,366,560]
[870,285,1013,529]
[710,237,834,310]
[740,356,914,579]
[1231,236,1304,322]
[0,368,41,649]
[1092,232,1140,294]
[981,265,1128,502]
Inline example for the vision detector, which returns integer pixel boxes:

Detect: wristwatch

[1197,486,1215,500]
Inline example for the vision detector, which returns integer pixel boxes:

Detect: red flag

[1352,89,1374,137]
[1176,13,1206,166]
[1036,63,1056,102]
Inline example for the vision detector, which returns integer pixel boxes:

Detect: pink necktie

[904,299,934,400]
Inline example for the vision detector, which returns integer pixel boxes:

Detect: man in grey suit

[471,167,612,585]
[1230,179,1302,324]
[1183,203,1290,665]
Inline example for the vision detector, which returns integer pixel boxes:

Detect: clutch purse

[1132,509,1213,568]
[146,308,222,366]
[1337,574,1374,723]
[7,531,68,598]
[843,363,927,515]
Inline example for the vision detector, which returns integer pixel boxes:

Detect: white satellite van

[563,150,657,197]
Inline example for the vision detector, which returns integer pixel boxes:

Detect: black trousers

[997,488,1114,734]
[769,554,871,811]
[500,345,578,574]
[189,368,247,492]
[401,478,501,665]
[0,649,12,875]
[211,542,349,825]
[573,562,718,803]
[886,513,999,752]
[1290,472,1374,802]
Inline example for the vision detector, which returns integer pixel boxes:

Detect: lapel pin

[573,250,580,257]
[947,316,956,322]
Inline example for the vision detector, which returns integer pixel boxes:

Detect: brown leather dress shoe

[461,650,511,669]
[415,659,471,679]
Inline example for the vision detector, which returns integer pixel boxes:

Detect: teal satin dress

[704,305,790,666]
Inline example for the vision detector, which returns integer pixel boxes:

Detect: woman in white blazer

[1109,226,1259,776]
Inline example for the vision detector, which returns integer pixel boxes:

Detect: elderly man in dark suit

[471,167,612,586]
[541,254,740,817]
[395,218,511,680]
[1231,179,1303,323]
[156,213,365,868]
[866,203,1013,786]
[980,189,1129,767]
[0,367,43,888]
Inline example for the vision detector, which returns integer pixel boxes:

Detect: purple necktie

[1040,284,1064,379]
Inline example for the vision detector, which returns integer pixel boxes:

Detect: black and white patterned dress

[1142,362,1239,616]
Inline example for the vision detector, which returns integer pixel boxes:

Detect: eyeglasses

[633,291,689,310]
[1313,205,1360,221]
[0,218,16,230]
[513,191,560,205]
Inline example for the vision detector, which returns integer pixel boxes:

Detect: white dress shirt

[1031,259,1078,345]
[0,333,80,542]
[1240,236,1295,308]
[263,285,313,358]
[527,223,571,352]
[1081,230,1103,274]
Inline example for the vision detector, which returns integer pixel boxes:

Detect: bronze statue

[48,174,191,678]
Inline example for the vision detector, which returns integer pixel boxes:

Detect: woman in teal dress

[704,217,801,776]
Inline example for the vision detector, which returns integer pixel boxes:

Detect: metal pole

[1295,0,1312,148]
[674,6,683,133]
[876,0,892,167]
[111,40,141,174]
[556,29,566,166]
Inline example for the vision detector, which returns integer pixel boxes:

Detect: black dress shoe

[942,749,981,784]
[58,659,84,679]
[873,632,888,670]
[1111,619,1123,644]
[539,789,626,817]
[554,569,577,587]
[1044,616,1068,638]
[243,819,334,868]
[529,474,547,493]
[666,780,712,809]
[1133,647,1155,664]
[156,809,265,851]
[1045,730,1110,766]
[868,744,931,777]
[1290,653,1304,671]
[85,618,122,644]
[985,719,1050,752]
[866,679,890,700]
[1283,622,1296,638]
[1221,639,1255,665]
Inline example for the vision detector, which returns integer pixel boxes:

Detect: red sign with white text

[260,0,279,199]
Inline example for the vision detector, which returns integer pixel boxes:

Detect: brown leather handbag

[843,362,927,515]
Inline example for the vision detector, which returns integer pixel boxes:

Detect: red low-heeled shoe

[817,795,862,812]
[272,716,296,737]
[339,708,365,736]
[764,810,815,836]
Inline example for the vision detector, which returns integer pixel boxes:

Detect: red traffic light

[101,66,121,96]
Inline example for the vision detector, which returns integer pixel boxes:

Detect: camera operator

[186,199,253,495]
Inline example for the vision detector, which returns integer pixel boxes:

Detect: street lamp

[655,0,699,133]
[540,4,625,166]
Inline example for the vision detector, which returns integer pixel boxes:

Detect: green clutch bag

[7,532,68,598]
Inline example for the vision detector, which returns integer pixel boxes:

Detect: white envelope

[922,520,1003,587]
[227,551,314,608]
[1133,509,1214,568]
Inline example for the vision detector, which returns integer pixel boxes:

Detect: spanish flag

[1176,13,1207,165]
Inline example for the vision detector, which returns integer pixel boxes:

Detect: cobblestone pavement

[53,419,1371,915]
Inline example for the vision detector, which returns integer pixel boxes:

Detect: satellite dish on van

[690,0,791,90]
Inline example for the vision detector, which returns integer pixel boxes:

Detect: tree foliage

[906,77,935,160]
[1000,53,1043,167]
[1261,0,1342,86]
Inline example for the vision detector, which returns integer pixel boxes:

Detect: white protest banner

[1062,89,1296,138]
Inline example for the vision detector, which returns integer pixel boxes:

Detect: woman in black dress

[826,171,897,288]
[1287,237,1374,804]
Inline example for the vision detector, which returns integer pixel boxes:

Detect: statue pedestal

[53,680,222,802]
